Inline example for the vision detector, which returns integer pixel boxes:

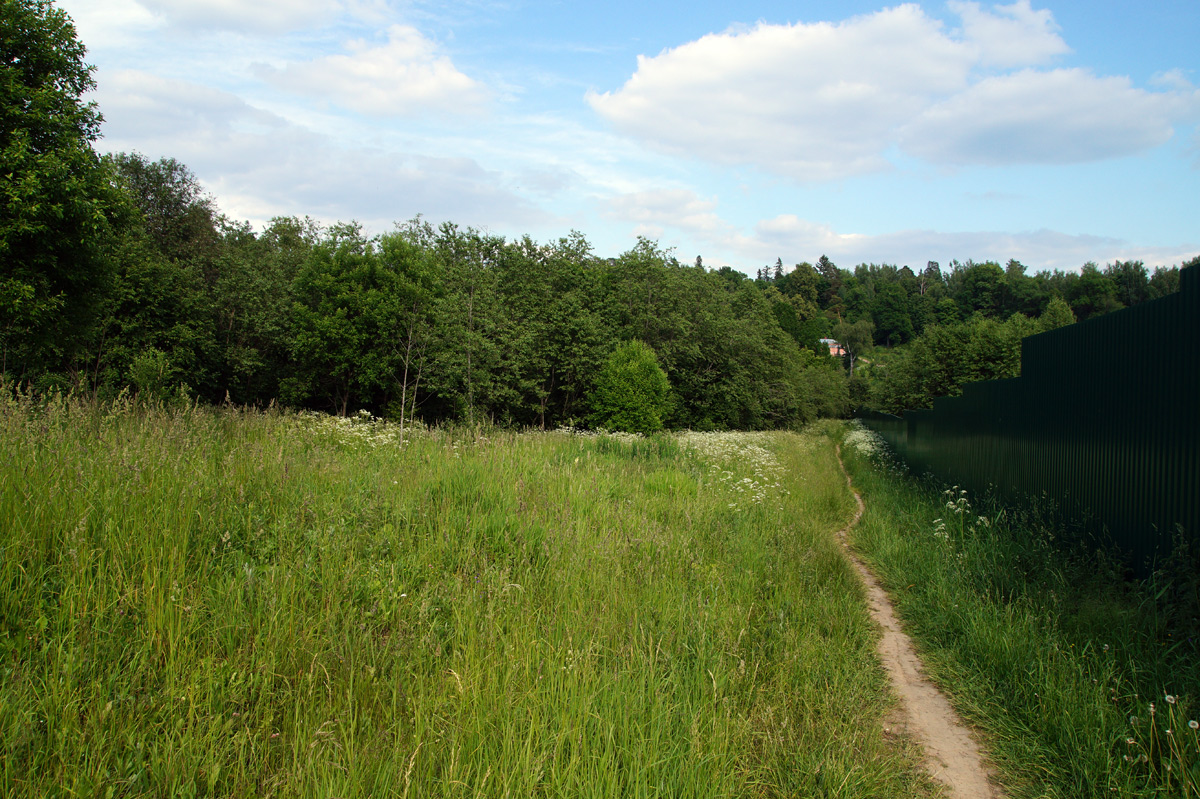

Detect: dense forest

[3,0,1195,429]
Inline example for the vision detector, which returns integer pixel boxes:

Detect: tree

[588,340,670,433]
[950,260,1005,317]
[110,152,219,267]
[378,226,439,438]
[210,216,316,403]
[1067,262,1121,320]
[1104,260,1149,308]
[425,223,508,426]
[497,232,604,429]
[1148,265,1181,299]
[833,318,873,378]
[815,254,840,307]
[871,282,913,346]
[775,261,820,311]
[288,223,399,415]
[1038,296,1075,332]
[918,261,942,296]
[1,0,129,380]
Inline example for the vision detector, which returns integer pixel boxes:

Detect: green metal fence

[861,263,1199,567]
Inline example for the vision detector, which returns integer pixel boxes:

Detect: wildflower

[1103,644,1110,652]
[1126,738,1135,745]
[1150,703,1156,716]
[1189,720,1198,730]
[1166,694,1177,704]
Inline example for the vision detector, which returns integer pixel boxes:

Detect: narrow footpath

[834,445,1006,799]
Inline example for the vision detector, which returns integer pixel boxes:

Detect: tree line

[3,0,1194,429]
[753,253,1191,413]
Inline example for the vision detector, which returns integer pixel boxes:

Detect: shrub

[588,339,670,433]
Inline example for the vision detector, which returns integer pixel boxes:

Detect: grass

[837,420,1200,798]
[0,393,936,798]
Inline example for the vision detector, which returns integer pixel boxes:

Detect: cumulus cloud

[256,25,487,117]
[951,0,1069,68]
[900,69,1184,165]
[94,70,542,231]
[590,2,1192,179]
[589,5,970,180]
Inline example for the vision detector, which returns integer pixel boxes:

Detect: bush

[588,340,670,433]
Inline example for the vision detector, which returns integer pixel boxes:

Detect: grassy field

[839,421,1200,798]
[0,394,937,798]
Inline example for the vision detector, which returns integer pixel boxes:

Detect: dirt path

[834,445,1005,799]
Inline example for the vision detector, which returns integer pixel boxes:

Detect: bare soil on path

[835,445,1006,799]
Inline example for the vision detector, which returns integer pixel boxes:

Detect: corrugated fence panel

[860,263,1199,568]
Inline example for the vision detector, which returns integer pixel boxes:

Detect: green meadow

[0,395,935,798]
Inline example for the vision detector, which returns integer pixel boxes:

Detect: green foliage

[871,282,913,346]
[1069,262,1124,320]
[289,223,402,415]
[0,0,129,377]
[127,346,175,399]
[1038,295,1076,332]
[833,318,874,377]
[948,260,1005,317]
[109,152,219,265]
[871,314,1036,413]
[588,339,670,433]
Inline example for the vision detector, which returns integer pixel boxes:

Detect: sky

[58,0,1200,274]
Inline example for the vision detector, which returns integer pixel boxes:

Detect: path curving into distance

[834,445,1006,799]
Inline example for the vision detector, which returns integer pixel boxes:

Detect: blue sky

[59,0,1199,274]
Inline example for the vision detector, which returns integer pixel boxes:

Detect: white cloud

[133,0,340,33]
[605,189,728,235]
[951,0,1069,68]
[256,24,487,117]
[57,0,158,49]
[93,70,542,231]
[900,69,1185,165]
[589,5,970,180]
[590,3,1190,179]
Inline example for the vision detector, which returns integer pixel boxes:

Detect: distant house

[819,338,846,357]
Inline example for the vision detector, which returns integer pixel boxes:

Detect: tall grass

[0,394,935,797]
[838,420,1200,798]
